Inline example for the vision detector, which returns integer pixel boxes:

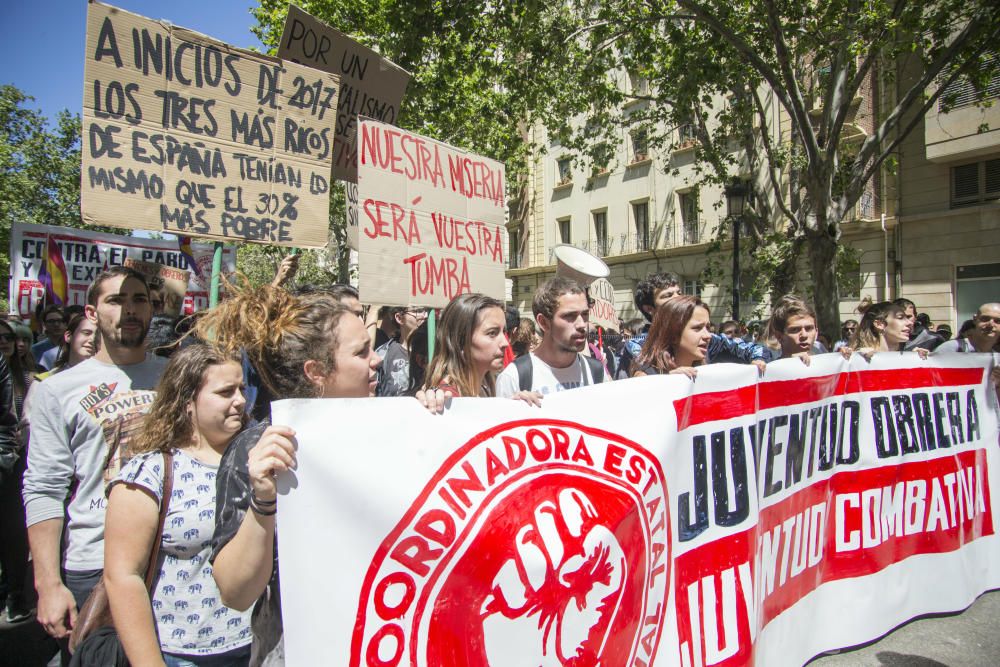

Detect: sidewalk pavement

[807,589,1000,666]
[2,588,998,666]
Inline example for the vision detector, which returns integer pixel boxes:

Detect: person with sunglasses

[31,306,66,368]
[833,319,858,352]
[375,306,427,397]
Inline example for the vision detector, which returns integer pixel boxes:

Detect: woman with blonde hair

[850,300,929,357]
[104,343,252,666]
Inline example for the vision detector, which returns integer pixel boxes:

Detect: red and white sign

[7,222,235,318]
[356,118,507,308]
[274,353,1000,666]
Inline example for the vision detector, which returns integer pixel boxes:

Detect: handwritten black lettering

[153,90,218,136]
[88,166,164,200]
[95,16,123,67]
[231,109,275,149]
[283,18,332,66]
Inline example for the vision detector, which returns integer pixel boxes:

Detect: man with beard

[23,267,166,651]
[496,276,605,397]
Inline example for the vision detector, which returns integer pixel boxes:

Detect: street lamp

[724,180,748,322]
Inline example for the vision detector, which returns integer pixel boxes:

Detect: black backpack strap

[582,355,604,385]
[513,354,533,392]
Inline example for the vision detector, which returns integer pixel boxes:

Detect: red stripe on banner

[672,449,993,667]
[674,367,985,429]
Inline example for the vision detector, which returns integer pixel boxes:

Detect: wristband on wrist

[250,494,277,516]
[251,492,277,506]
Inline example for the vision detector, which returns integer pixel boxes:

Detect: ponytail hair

[850,300,906,350]
[194,280,351,398]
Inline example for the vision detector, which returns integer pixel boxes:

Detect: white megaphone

[553,244,610,289]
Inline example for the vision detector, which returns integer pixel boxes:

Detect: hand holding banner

[273,353,1000,666]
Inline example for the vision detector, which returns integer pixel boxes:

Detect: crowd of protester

[0,263,997,667]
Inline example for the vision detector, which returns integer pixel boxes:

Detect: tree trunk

[805,229,841,338]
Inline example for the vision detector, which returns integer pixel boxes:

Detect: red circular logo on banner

[351,419,670,666]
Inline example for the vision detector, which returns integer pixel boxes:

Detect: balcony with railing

[682,218,702,244]
[543,220,716,263]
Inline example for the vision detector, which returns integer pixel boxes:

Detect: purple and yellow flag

[177,235,202,277]
[38,235,69,305]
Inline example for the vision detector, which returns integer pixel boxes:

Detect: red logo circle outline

[350,418,671,666]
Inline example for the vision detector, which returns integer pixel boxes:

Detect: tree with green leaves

[251,0,542,279]
[252,1,998,332]
[0,85,85,305]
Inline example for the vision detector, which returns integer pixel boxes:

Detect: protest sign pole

[427,309,436,364]
[209,242,224,309]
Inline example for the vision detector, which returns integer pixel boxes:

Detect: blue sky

[0,1,266,124]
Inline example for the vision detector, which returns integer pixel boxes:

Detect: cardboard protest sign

[278,5,410,183]
[589,277,620,330]
[81,1,340,248]
[122,258,189,316]
[274,353,1000,665]
[356,118,507,308]
[8,222,235,318]
[345,181,359,249]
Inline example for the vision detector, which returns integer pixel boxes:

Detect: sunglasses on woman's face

[0,333,15,343]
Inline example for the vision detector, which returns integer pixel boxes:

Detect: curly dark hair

[634,272,680,322]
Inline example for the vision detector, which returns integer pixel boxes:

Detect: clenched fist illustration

[480,488,626,666]
[423,471,659,666]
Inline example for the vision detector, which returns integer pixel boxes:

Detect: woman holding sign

[196,285,381,666]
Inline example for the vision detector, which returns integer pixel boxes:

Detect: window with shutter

[951,159,1000,208]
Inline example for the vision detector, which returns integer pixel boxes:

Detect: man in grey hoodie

[23,267,166,643]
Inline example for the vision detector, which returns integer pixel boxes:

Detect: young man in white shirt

[496,276,604,397]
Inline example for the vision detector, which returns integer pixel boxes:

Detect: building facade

[506,62,999,334]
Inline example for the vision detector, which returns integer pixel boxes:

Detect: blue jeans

[163,644,250,667]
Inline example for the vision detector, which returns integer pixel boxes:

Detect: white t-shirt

[932,339,975,354]
[496,353,604,398]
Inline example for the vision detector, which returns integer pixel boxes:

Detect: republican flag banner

[38,234,70,305]
[273,353,1000,666]
[177,235,203,277]
[8,222,236,319]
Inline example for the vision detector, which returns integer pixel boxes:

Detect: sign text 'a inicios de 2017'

[81,2,340,248]
[357,118,507,308]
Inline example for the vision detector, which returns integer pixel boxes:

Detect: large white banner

[8,222,236,318]
[274,353,1000,666]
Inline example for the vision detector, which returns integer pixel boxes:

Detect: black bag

[69,451,174,664]
[68,626,129,667]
